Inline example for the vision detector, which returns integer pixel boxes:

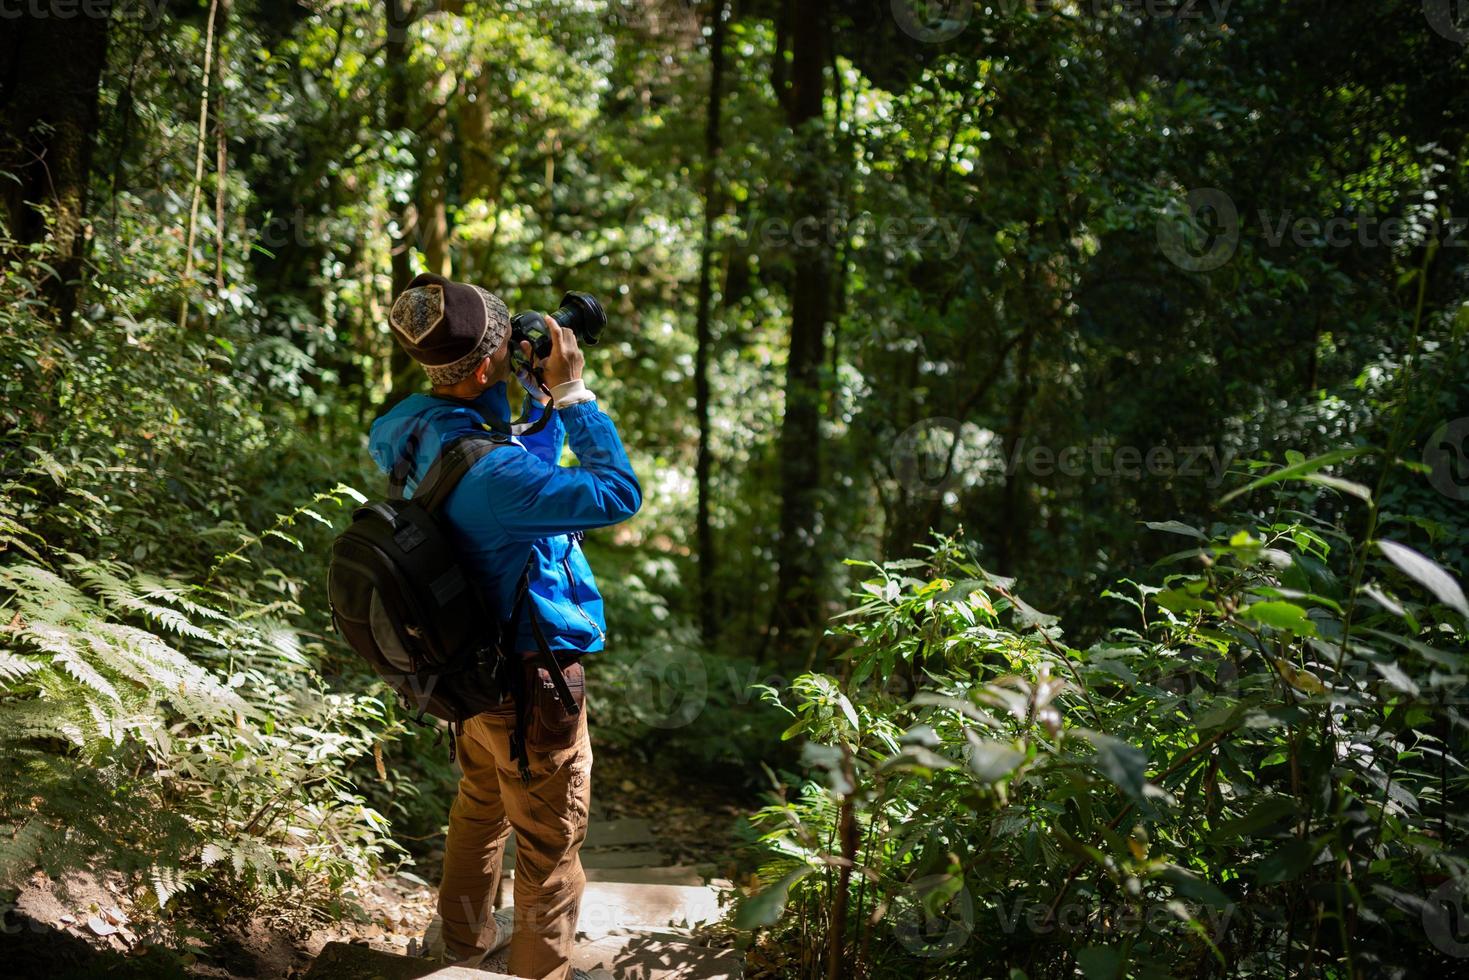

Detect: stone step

[585,865,723,886]
[305,941,525,980]
[571,932,744,980]
[576,881,725,940]
[504,847,671,871]
[587,817,657,848]
[503,817,656,857]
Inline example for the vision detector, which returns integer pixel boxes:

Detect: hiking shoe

[483,906,514,956]
[408,908,514,963]
[407,915,444,960]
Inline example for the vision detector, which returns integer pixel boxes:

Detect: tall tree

[0,7,113,329]
[384,0,419,399]
[693,0,728,645]
[771,0,833,655]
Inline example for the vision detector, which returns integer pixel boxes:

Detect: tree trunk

[997,325,1037,573]
[179,0,223,330]
[0,7,112,330]
[417,129,452,280]
[384,0,419,401]
[771,0,832,657]
[693,0,728,647]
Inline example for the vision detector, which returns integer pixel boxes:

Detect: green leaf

[1371,660,1419,698]
[1240,601,1318,636]
[1376,540,1469,619]
[1210,795,1298,840]
[1300,472,1371,502]
[1081,730,1149,802]
[1255,838,1322,884]
[1160,865,1231,907]
[1076,945,1125,980]
[1156,588,1217,614]
[912,691,1002,728]
[881,745,958,774]
[1011,594,1059,629]
[1143,520,1208,540]
[965,729,1026,783]
[263,529,303,551]
[1218,447,1374,504]
[780,717,811,741]
[734,866,813,929]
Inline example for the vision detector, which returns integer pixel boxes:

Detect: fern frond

[133,574,232,622]
[0,564,88,622]
[0,820,55,887]
[75,564,217,641]
[0,651,41,684]
[27,621,121,702]
[0,512,48,563]
[148,864,204,907]
[90,621,246,718]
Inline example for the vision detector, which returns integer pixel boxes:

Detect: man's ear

[478,356,493,385]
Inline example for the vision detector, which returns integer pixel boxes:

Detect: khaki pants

[437,663,591,980]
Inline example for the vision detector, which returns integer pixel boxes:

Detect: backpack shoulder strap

[412,433,512,514]
[429,391,553,439]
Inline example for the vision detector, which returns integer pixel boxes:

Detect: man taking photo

[368,272,641,980]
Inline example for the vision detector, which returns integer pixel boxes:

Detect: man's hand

[537,314,584,390]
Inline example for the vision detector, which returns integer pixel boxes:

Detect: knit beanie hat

[388,272,511,387]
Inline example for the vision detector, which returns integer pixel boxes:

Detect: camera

[510,291,607,374]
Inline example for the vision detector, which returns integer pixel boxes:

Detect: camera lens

[551,291,607,346]
[510,291,607,373]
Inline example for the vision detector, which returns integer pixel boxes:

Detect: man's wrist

[550,378,595,406]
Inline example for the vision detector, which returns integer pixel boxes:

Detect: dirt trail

[2,741,750,979]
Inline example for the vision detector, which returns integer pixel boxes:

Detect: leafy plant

[741,500,1467,977]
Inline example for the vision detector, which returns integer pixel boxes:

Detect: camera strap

[431,388,553,438]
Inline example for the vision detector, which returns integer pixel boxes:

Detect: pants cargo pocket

[527,658,585,754]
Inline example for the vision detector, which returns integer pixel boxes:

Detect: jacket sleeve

[487,399,642,540]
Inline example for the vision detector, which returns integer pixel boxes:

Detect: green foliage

[0,234,402,923]
[742,512,1468,976]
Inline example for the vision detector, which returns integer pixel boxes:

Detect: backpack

[327,426,579,773]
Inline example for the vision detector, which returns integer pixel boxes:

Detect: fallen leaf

[87,916,118,936]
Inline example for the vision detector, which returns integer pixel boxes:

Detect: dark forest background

[2,1,1468,977]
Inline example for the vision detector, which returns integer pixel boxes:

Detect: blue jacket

[367,383,641,655]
